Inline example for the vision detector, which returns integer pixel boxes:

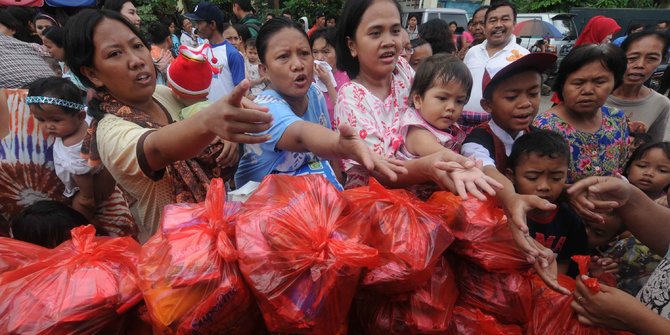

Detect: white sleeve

[461,142,495,167]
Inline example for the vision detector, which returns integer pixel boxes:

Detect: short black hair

[448,21,457,27]
[234,0,254,12]
[246,37,256,49]
[627,23,644,35]
[658,20,670,27]
[43,25,64,47]
[418,18,456,54]
[10,200,90,248]
[336,0,402,79]
[234,23,251,43]
[257,17,306,64]
[147,21,170,45]
[621,29,670,60]
[309,27,336,49]
[472,5,490,20]
[552,44,626,101]
[102,0,134,12]
[508,130,570,170]
[28,77,85,116]
[0,10,20,33]
[485,1,517,22]
[410,37,429,49]
[410,53,473,105]
[625,141,670,177]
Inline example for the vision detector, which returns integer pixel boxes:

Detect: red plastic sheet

[571,255,601,292]
[447,306,523,335]
[138,178,260,334]
[236,175,378,334]
[456,261,534,325]
[447,198,529,273]
[355,256,459,334]
[0,225,142,334]
[0,237,49,273]
[343,179,454,294]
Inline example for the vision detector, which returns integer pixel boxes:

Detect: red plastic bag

[355,256,459,334]
[236,175,378,334]
[343,179,454,293]
[447,306,523,335]
[527,275,633,335]
[0,237,49,273]
[455,261,534,325]
[0,225,142,334]
[138,178,260,334]
[447,198,529,273]
[425,191,462,226]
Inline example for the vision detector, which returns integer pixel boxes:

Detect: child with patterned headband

[26,77,136,237]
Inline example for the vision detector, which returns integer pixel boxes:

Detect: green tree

[282,0,343,22]
[513,0,658,13]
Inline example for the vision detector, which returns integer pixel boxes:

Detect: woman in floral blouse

[534,44,630,183]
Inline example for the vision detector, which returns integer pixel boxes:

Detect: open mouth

[490,28,506,37]
[380,50,395,59]
[626,73,645,81]
[136,72,151,84]
[513,113,532,121]
[295,74,307,84]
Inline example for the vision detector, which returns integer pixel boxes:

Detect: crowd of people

[3,0,670,332]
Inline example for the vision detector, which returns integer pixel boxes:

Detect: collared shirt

[0,34,55,88]
[461,119,527,167]
[461,37,529,128]
[407,26,419,40]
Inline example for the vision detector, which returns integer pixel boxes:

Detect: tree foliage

[513,0,659,13]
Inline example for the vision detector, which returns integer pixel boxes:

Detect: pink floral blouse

[334,57,415,188]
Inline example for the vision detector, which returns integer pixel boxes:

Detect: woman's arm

[72,174,96,221]
[142,80,273,172]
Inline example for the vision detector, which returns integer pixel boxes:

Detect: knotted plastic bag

[0,225,142,334]
[236,174,378,334]
[0,237,50,273]
[355,256,459,334]
[446,198,529,273]
[343,179,454,294]
[138,178,259,334]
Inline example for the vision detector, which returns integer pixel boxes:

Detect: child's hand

[212,138,239,167]
[444,157,503,201]
[337,124,407,182]
[589,256,619,277]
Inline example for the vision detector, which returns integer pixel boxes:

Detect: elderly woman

[64,9,272,240]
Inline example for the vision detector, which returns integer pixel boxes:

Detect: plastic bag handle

[71,225,97,253]
[205,178,225,228]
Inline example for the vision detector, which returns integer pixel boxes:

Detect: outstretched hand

[505,193,556,265]
[337,124,407,182]
[567,177,631,224]
[206,79,273,144]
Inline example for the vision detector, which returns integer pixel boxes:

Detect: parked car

[516,13,578,63]
[401,8,469,32]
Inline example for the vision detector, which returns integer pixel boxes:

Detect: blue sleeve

[228,48,246,86]
[259,100,302,152]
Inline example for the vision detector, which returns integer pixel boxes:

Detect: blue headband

[25,96,86,111]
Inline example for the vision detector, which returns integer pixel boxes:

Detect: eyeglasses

[402,47,415,55]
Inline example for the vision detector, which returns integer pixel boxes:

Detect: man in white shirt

[460,1,529,132]
[186,1,245,102]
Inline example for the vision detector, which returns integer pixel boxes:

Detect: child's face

[628,148,670,196]
[584,213,623,249]
[507,153,567,204]
[482,70,541,136]
[30,104,84,139]
[410,43,432,70]
[246,46,259,64]
[260,28,313,100]
[347,0,402,79]
[413,80,467,130]
[399,30,411,63]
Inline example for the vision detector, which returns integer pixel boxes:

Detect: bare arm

[142,80,273,172]
[405,127,452,157]
[72,174,96,221]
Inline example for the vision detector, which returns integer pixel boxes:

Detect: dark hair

[410,53,473,106]
[257,17,307,64]
[658,20,670,27]
[326,15,337,23]
[234,23,251,43]
[448,21,457,27]
[246,37,256,49]
[625,141,670,177]
[418,18,456,54]
[408,13,419,22]
[234,0,255,12]
[64,9,148,90]
[34,13,59,26]
[28,77,84,116]
[472,5,490,20]
[102,0,133,12]
[0,10,20,34]
[337,0,402,79]
[410,37,429,49]
[485,1,517,22]
[147,21,170,45]
[42,25,64,47]
[552,44,626,101]
[508,130,570,170]
[309,27,336,49]
[627,23,644,35]
[621,29,670,60]
[10,200,89,248]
